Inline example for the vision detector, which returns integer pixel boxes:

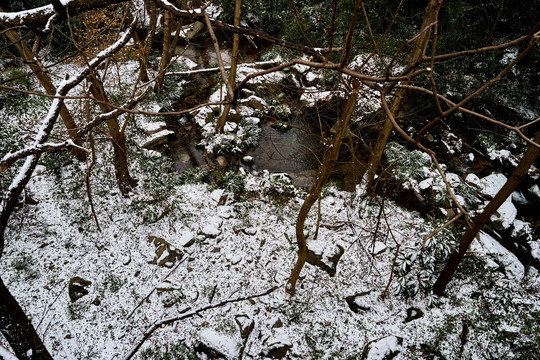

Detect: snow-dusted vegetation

[1,1,539,359]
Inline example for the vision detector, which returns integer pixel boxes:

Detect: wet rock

[235,314,255,339]
[362,336,403,360]
[306,241,344,277]
[346,291,372,313]
[404,307,424,323]
[216,156,229,168]
[147,236,183,268]
[68,277,92,303]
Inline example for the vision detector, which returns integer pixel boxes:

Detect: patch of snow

[465,173,481,186]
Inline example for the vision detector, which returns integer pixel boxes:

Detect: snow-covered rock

[471,232,524,281]
[490,197,517,230]
[197,329,241,359]
[140,129,174,149]
[465,173,481,187]
[478,173,507,198]
[366,336,402,360]
[200,216,223,238]
[140,121,167,135]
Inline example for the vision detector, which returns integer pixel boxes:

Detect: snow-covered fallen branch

[0,141,89,174]
[164,60,279,77]
[123,285,280,360]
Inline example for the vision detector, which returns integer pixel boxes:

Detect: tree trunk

[3,27,86,161]
[154,10,182,92]
[364,0,444,189]
[433,129,540,295]
[0,276,53,360]
[216,0,242,133]
[88,74,136,196]
[286,80,360,296]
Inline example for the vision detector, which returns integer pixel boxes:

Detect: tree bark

[286,80,360,296]
[433,129,540,295]
[3,26,85,161]
[87,74,136,196]
[364,0,444,189]
[216,0,242,133]
[0,276,53,360]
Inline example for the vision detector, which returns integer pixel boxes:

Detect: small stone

[404,307,424,323]
[346,291,371,313]
[216,156,228,168]
[178,231,195,247]
[242,227,258,236]
[235,314,255,339]
[68,277,92,303]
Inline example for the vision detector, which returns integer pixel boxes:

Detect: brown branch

[123,286,280,360]
[151,0,342,56]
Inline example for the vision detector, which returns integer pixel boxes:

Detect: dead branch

[123,286,280,360]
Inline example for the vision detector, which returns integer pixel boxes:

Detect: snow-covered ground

[1,51,540,360]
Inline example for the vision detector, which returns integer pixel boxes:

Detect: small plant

[179,167,211,185]
[392,227,456,298]
[258,171,297,205]
[104,273,125,293]
[11,255,40,281]
[219,170,245,198]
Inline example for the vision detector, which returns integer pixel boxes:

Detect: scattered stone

[490,197,517,231]
[362,336,403,360]
[141,121,167,136]
[201,216,223,238]
[68,277,92,303]
[478,173,507,198]
[122,253,131,266]
[465,173,481,187]
[271,318,283,329]
[528,184,540,202]
[242,156,254,165]
[91,297,101,306]
[241,95,267,110]
[471,231,524,281]
[147,236,183,268]
[178,230,195,247]
[512,191,529,206]
[372,241,387,255]
[195,328,241,360]
[211,189,228,205]
[306,241,344,277]
[346,291,372,313]
[235,314,255,339]
[242,227,257,236]
[216,156,229,168]
[404,307,424,323]
[263,337,293,359]
[218,206,234,219]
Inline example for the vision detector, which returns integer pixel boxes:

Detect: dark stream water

[167,42,320,186]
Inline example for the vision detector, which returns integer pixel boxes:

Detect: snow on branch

[0,17,137,256]
[0,141,88,174]
[0,0,129,30]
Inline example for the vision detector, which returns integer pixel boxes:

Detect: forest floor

[1,51,540,360]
